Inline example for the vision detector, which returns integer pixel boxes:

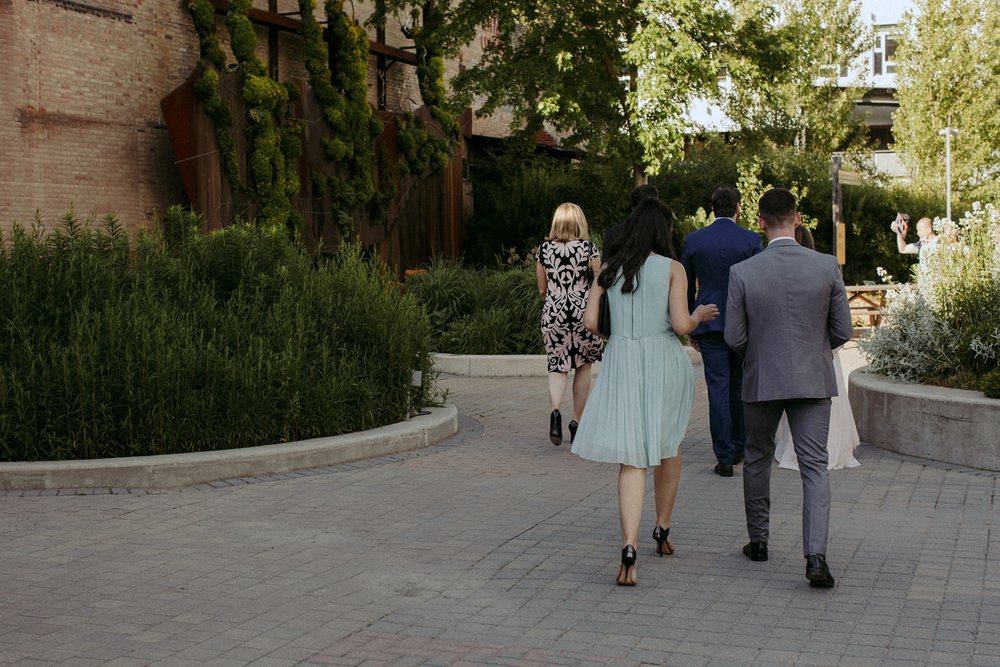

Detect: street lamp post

[938,126,959,222]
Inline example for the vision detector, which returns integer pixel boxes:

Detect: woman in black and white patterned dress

[535,203,604,446]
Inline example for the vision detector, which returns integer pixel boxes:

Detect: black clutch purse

[597,291,611,337]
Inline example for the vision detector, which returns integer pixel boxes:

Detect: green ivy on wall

[225,0,302,230]
[188,0,240,188]
[399,1,459,175]
[299,0,384,234]
[186,0,459,236]
[186,0,302,230]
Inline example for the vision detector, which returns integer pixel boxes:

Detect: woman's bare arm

[668,261,718,335]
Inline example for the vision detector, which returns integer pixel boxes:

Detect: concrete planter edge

[849,368,999,472]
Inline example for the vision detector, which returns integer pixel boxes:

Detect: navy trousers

[695,332,746,465]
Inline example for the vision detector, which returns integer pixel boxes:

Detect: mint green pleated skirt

[570,333,694,468]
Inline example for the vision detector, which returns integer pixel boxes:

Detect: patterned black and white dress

[536,239,604,372]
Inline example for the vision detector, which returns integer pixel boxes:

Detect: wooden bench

[846,284,901,336]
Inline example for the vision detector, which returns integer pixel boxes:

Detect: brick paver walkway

[1,371,998,666]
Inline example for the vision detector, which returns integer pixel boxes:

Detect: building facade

[0,0,519,251]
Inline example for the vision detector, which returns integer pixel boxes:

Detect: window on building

[872,29,901,76]
[884,35,899,74]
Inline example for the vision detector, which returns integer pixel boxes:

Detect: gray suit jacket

[724,238,853,403]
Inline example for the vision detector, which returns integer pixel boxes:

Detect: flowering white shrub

[859,285,958,383]
[859,202,1000,391]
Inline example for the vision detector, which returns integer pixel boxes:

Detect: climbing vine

[225,0,302,230]
[186,0,302,230]
[299,0,383,234]
[186,0,458,235]
[188,0,240,187]
[395,1,459,175]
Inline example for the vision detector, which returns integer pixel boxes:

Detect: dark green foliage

[654,139,948,284]
[407,261,544,354]
[0,209,435,462]
[464,150,631,266]
[980,367,1000,399]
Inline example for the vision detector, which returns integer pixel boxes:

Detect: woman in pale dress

[774,223,860,470]
[774,347,860,469]
[571,198,718,586]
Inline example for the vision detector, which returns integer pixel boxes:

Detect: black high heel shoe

[549,409,562,446]
[568,420,578,444]
[617,544,637,586]
[652,525,674,556]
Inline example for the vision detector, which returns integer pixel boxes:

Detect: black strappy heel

[652,525,674,556]
[549,409,562,446]
[617,544,637,586]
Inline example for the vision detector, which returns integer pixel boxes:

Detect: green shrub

[980,368,1000,399]
[407,262,543,354]
[464,149,631,265]
[0,208,435,461]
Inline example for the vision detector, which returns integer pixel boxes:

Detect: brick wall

[1,0,197,237]
[0,0,520,239]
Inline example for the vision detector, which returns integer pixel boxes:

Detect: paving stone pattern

[1,373,998,666]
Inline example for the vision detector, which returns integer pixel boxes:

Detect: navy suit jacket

[681,217,763,337]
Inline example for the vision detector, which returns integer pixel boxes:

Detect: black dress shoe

[733,451,745,465]
[805,554,835,587]
[568,420,578,444]
[549,409,562,446]
[714,463,733,477]
[743,541,768,561]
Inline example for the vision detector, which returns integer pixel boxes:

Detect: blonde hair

[546,203,589,241]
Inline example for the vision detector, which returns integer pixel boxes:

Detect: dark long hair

[599,198,675,294]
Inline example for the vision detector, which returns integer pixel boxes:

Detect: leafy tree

[892,0,1000,203]
[720,0,871,159]
[440,0,804,183]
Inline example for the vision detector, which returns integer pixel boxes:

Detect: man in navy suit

[681,185,763,477]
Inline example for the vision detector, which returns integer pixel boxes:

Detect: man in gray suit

[724,188,853,588]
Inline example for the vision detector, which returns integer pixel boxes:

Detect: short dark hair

[758,188,798,228]
[629,183,659,210]
[711,184,740,218]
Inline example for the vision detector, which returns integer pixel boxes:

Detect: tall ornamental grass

[406,261,544,355]
[859,202,1000,397]
[0,209,435,461]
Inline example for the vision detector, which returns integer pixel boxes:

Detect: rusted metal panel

[160,68,256,232]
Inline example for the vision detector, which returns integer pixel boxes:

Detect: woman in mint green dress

[572,198,718,586]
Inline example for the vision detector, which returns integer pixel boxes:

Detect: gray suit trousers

[743,399,832,556]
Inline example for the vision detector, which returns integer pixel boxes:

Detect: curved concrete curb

[849,369,1000,471]
[433,348,703,377]
[0,405,458,491]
